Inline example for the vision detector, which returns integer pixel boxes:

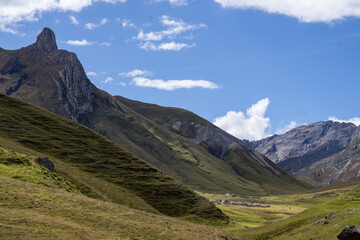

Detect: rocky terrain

[0,27,308,195]
[247,121,360,186]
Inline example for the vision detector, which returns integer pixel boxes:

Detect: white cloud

[84,23,98,30]
[152,0,188,6]
[131,77,219,91]
[134,15,205,51]
[116,18,136,28]
[118,82,126,86]
[139,41,195,51]
[213,98,271,141]
[275,121,300,134]
[0,0,126,34]
[119,69,152,78]
[328,116,360,126]
[85,18,108,29]
[135,15,206,42]
[70,15,79,25]
[87,71,98,77]
[65,39,95,46]
[102,77,114,83]
[214,0,360,23]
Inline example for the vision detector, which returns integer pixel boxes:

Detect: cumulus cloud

[214,0,360,23]
[70,16,79,25]
[131,77,219,91]
[0,0,126,34]
[65,39,95,46]
[119,69,152,78]
[213,98,271,141]
[118,82,127,86]
[87,71,98,76]
[134,15,205,51]
[102,77,114,83]
[85,18,108,29]
[139,41,195,51]
[328,116,360,126]
[275,121,300,134]
[135,15,206,42]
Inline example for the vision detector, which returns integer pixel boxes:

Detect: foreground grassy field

[0,147,234,240]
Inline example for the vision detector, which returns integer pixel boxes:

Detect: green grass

[0,93,229,223]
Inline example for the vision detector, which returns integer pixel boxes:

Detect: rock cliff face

[0,28,94,121]
[247,121,360,186]
[186,122,282,177]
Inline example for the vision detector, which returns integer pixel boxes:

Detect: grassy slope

[0,46,307,195]
[116,96,310,195]
[0,93,228,223]
[0,149,233,239]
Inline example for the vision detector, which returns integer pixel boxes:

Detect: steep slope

[247,121,360,187]
[0,148,233,239]
[116,96,310,193]
[0,93,228,222]
[0,27,308,195]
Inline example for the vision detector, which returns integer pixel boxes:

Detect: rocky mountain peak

[34,27,58,51]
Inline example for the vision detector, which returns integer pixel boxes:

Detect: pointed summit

[34,27,58,51]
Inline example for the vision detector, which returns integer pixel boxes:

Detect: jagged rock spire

[34,27,58,51]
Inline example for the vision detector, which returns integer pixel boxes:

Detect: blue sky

[1,0,360,140]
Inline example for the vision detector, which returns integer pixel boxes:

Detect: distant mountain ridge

[0,27,308,195]
[246,121,360,186]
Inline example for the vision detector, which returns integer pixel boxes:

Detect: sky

[1,0,360,140]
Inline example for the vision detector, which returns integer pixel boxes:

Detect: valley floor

[201,178,360,240]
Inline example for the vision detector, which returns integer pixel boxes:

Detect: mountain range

[247,121,360,187]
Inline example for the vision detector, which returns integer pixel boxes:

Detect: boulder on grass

[337,225,360,240]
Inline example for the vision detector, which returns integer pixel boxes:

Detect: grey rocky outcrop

[35,157,54,172]
[34,27,58,51]
[189,122,282,176]
[48,50,94,121]
[337,225,360,240]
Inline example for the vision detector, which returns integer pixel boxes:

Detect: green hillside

[0,147,236,239]
[0,93,228,223]
[117,96,311,195]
